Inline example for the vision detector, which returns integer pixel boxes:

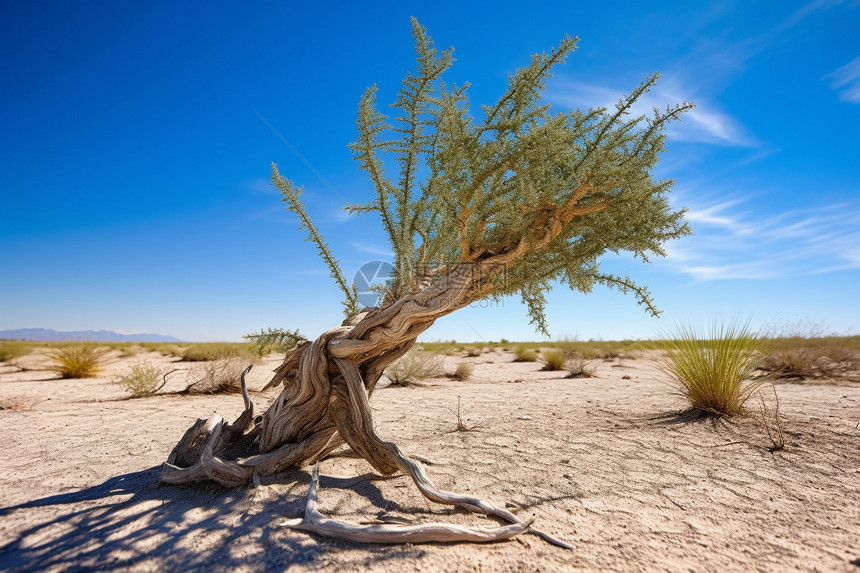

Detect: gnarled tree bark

[161,262,571,548]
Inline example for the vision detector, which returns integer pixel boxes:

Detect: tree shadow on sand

[0,467,428,572]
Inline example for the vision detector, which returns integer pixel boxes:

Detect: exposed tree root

[281,464,533,544]
[161,271,575,549]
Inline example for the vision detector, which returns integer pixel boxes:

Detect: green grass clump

[50,343,106,379]
[513,346,539,362]
[385,350,445,385]
[114,364,169,397]
[541,349,566,371]
[658,321,764,416]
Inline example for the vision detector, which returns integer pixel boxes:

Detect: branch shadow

[0,466,428,572]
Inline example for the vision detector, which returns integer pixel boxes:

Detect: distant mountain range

[0,328,183,343]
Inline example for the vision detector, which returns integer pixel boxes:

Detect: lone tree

[162,19,692,547]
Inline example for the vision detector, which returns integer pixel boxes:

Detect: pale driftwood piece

[240,364,253,411]
[280,464,532,544]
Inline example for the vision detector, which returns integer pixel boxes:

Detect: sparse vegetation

[385,350,445,386]
[114,364,174,397]
[0,340,35,362]
[757,383,785,451]
[451,363,474,380]
[541,349,566,371]
[183,357,251,394]
[139,342,184,356]
[50,343,106,379]
[758,334,860,380]
[564,356,596,378]
[180,342,255,362]
[658,321,764,416]
[449,396,477,432]
[513,346,539,362]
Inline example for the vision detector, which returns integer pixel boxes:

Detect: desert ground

[0,345,858,572]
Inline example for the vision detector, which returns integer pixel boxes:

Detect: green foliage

[114,364,168,397]
[243,327,306,357]
[658,321,764,416]
[50,343,106,379]
[541,349,566,371]
[272,165,360,317]
[385,350,445,385]
[273,19,691,331]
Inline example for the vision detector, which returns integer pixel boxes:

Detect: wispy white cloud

[778,0,855,30]
[244,177,278,196]
[548,77,755,147]
[349,241,393,258]
[664,194,860,280]
[826,55,860,103]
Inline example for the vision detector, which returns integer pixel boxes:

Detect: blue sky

[2,0,859,342]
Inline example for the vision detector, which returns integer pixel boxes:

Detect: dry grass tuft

[450,362,474,380]
[50,344,107,379]
[658,321,764,416]
[564,356,596,378]
[184,357,251,394]
[513,346,539,362]
[385,350,445,386]
[541,349,567,371]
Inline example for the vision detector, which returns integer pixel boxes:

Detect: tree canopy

[272,17,693,334]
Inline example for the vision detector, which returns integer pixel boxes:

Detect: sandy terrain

[0,347,858,572]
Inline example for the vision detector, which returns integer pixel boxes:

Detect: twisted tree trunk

[161,263,571,546]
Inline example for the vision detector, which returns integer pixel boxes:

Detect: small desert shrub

[565,356,596,378]
[541,349,566,371]
[50,344,106,379]
[184,357,251,394]
[658,321,764,416]
[385,350,445,385]
[463,346,481,357]
[451,362,474,380]
[114,364,170,397]
[513,346,538,362]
